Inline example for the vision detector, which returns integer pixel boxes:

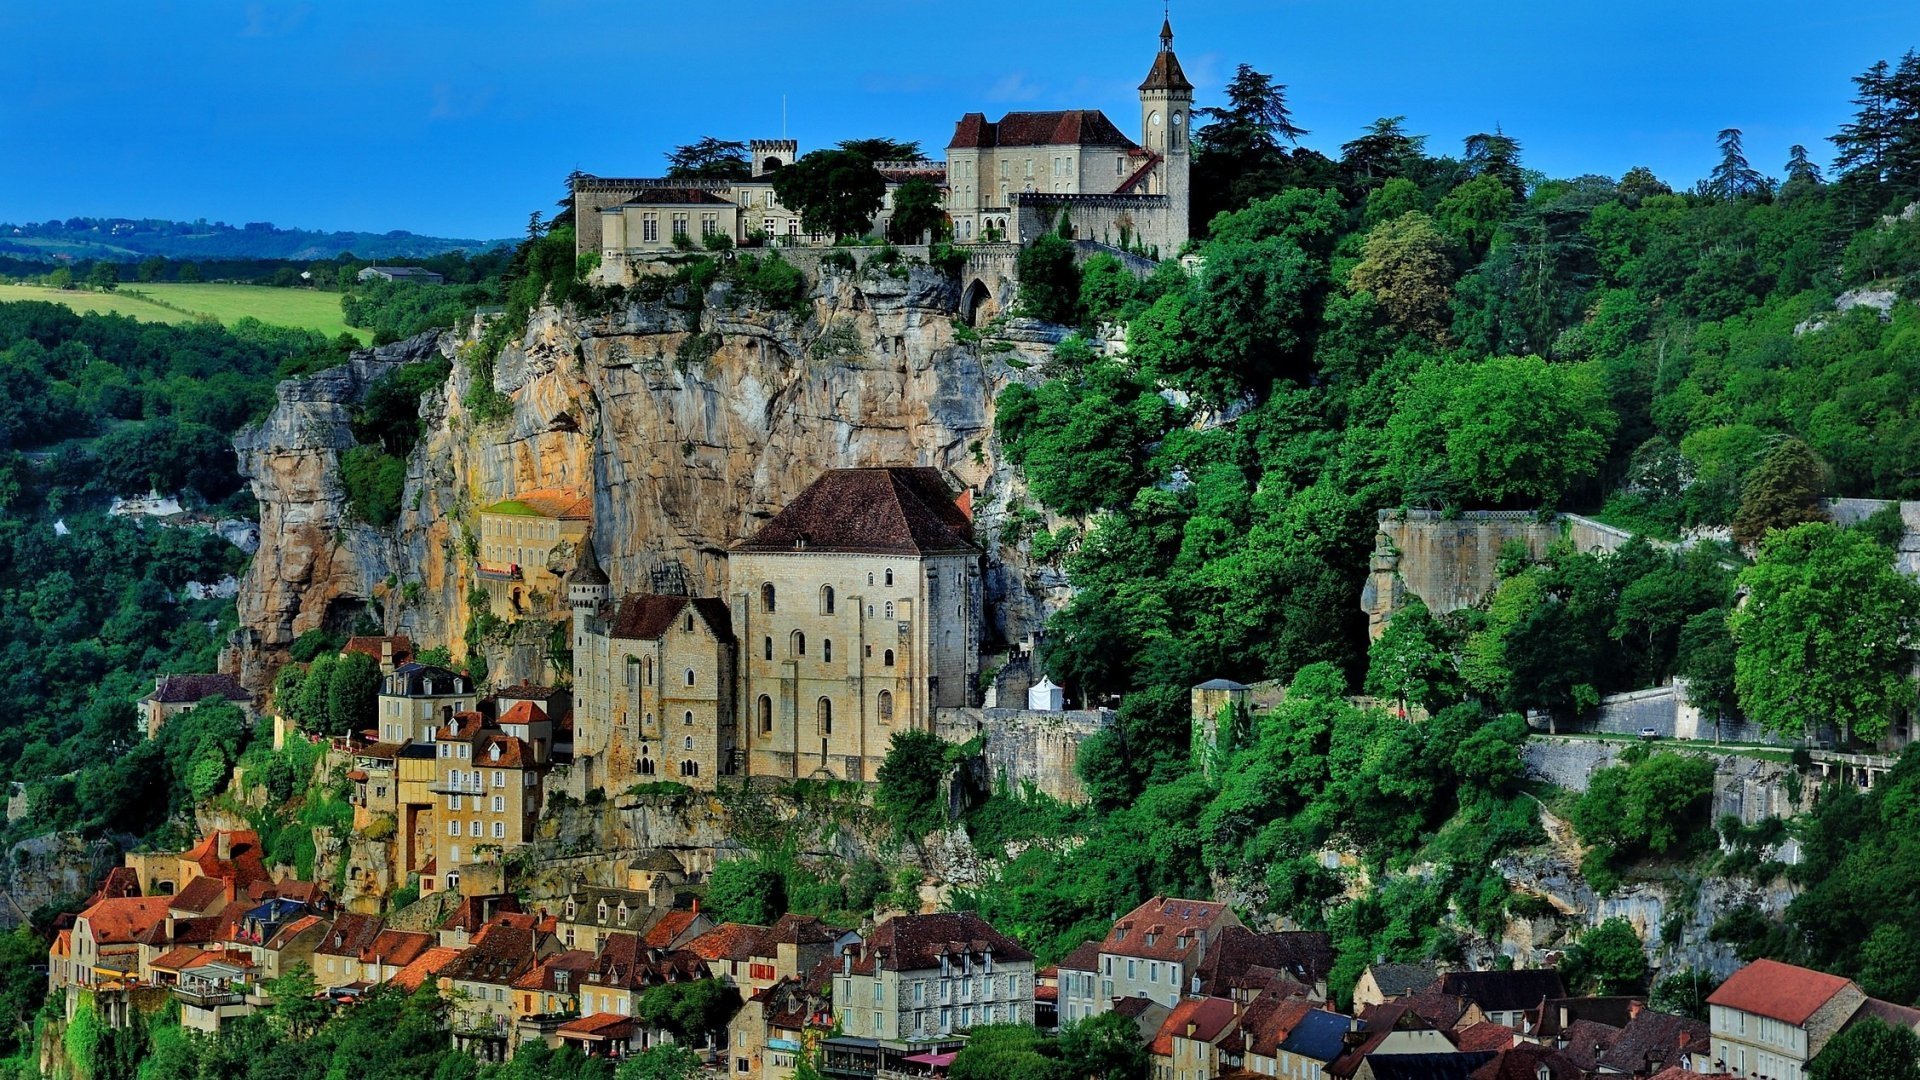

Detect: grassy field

[0,281,368,343]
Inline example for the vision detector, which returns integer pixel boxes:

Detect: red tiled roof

[362,929,433,967]
[643,910,704,949]
[559,1012,638,1039]
[482,489,591,519]
[1468,1045,1585,1080]
[441,894,523,934]
[1452,1021,1516,1052]
[514,949,597,992]
[344,636,413,664]
[588,933,709,988]
[266,914,326,952]
[87,867,142,906]
[181,830,271,890]
[1101,895,1237,964]
[734,468,978,557]
[1708,958,1856,1026]
[1057,941,1102,973]
[1036,984,1058,1002]
[947,110,1139,150]
[78,896,172,944]
[170,876,230,915]
[760,914,843,948]
[150,945,208,972]
[390,946,463,992]
[687,922,768,963]
[316,913,385,957]
[1151,996,1238,1056]
[498,700,548,726]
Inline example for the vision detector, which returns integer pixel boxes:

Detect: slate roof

[734,468,978,556]
[566,533,609,586]
[1194,678,1251,691]
[846,912,1033,974]
[1057,941,1102,973]
[609,594,736,645]
[948,110,1139,150]
[1278,1008,1353,1063]
[1438,970,1566,1014]
[1468,1045,1584,1080]
[386,663,470,698]
[627,849,686,873]
[587,932,708,988]
[149,673,250,704]
[514,949,597,993]
[1708,958,1857,1026]
[1555,1017,1623,1073]
[1597,1008,1707,1075]
[615,189,737,207]
[1529,995,1636,1037]
[1853,997,1920,1033]
[1139,24,1194,93]
[1365,962,1439,999]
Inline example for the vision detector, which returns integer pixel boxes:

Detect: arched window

[884,649,895,667]
[878,690,894,723]
[684,736,694,750]
[884,568,894,587]
[823,639,833,663]
[821,586,835,614]
[884,602,895,619]
[817,697,832,736]
[867,572,875,586]
[684,612,694,632]
[644,658,653,685]
[758,695,773,734]
[761,583,776,612]
[764,637,773,661]
[683,710,694,726]
[684,668,695,687]
[680,760,700,777]
[639,752,655,776]
[792,631,806,657]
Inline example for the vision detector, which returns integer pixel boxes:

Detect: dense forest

[0,217,509,262]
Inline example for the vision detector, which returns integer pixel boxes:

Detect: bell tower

[1138,13,1194,254]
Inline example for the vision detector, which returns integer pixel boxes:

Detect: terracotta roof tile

[316,913,385,957]
[1100,896,1237,965]
[1707,958,1857,1026]
[514,949,597,992]
[1598,1008,1707,1075]
[1151,996,1239,1056]
[559,1012,638,1038]
[390,946,463,993]
[946,110,1140,151]
[735,468,978,556]
[643,910,704,949]
[760,914,842,948]
[170,876,230,915]
[343,636,413,664]
[1452,1021,1516,1052]
[498,700,547,726]
[688,922,768,963]
[78,896,172,944]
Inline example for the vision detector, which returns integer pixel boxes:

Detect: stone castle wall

[935,707,1112,805]
[1014,194,1178,259]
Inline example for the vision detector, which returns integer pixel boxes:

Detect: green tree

[1058,1011,1148,1080]
[265,963,331,1037]
[1340,117,1427,189]
[705,859,787,925]
[1648,969,1720,1021]
[887,178,946,244]
[615,1044,706,1080]
[770,150,887,240]
[839,138,924,162]
[637,979,739,1047]
[47,266,74,289]
[1363,599,1456,714]
[1731,438,1829,547]
[1808,1018,1920,1080]
[1015,234,1082,325]
[664,137,750,180]
[875,730,953,841]
[1385,355,1616,507]
[1348,211,1457,341]
[1434,174,1515,258]
[1562,917,1649,994]
[1708,128,1769,200]
[87,262,120,291]
[1732,524,1920,743]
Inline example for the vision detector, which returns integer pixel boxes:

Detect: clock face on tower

[1150,111,1162,127]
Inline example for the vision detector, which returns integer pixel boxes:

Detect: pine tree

[1708,128,1767,199]
[1833,60,1893,182]
[1340,116,1427,187]
[1886,50,1920,197]
[1784,145,1823,185]
[1464,128,1525,197]
[1196,64,1309,156]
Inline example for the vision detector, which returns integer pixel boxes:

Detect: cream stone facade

[564,467,980,790]
[476,491,591,620]
[574,17,1192,276]
[569,543,742,790]
[425,713,544,895]
[834,912,1035,1043]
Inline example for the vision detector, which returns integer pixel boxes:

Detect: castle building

[572,16,1191,273]
[729,467,982,783]
[569,585,741,793]
[565,467,981,790]
[946,15,1190,256]
[476,491,592,620]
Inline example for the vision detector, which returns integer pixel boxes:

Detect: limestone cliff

[233,263,1059,689]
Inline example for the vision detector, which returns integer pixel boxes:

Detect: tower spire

[1161,4,1174,49]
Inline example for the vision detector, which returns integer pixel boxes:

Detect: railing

[430,780,486,795]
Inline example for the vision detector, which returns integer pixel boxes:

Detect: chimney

[217,832,231,862]
[1628,999,1644,1020]
[381,639,394,663]
[1186,1022,1198,1038]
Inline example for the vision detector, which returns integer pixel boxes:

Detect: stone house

[60,895,172,992]
[511,949,597,1050]
[832,911,1035,1044]
[142,673,253,739]
[1153,995,1239,1080]
[1094,896,1243,1011]
[556,885,663,954]
[731,467,983,783]
[442,921,562,1061]
[1056,940,1104,1026]
[1436,970,1566,1031]
[424,712,546,895]
[476,491,591,620]
[1352,963,1439,1011]
[377,663,475,745]
[1707,958,1867,1080]
[569,590,740,791]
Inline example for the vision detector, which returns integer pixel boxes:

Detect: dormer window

[489,744,501,762]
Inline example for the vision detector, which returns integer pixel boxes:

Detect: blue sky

[4,1,1917,239]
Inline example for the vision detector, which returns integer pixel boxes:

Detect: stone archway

[962,279,993,326]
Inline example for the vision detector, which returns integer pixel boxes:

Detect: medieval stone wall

[1013,193,1178,258]
[935,707,1112,805]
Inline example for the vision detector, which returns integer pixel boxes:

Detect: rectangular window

[450,794,461,811]
[492,795,505,813]
[672,213,689,238]
[471,818,480,837]
[642,214,658,243]
[702,214,718,237]
[493,771,505,788]
[447,821,458,836]
[493,821,505,839]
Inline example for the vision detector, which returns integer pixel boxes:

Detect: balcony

[430,780,486,795]
[476,562,523,582]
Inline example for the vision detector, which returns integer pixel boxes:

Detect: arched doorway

[962,279,992,326]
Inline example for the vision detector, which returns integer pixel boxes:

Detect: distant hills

[0,216,513,263]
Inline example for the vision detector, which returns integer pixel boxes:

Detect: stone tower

[567,531,610,616]
[1139,15,1194,254]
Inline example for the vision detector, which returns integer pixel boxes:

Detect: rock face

[233,265,1055,689]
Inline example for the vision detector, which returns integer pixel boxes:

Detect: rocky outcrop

[233,264,1058,690]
